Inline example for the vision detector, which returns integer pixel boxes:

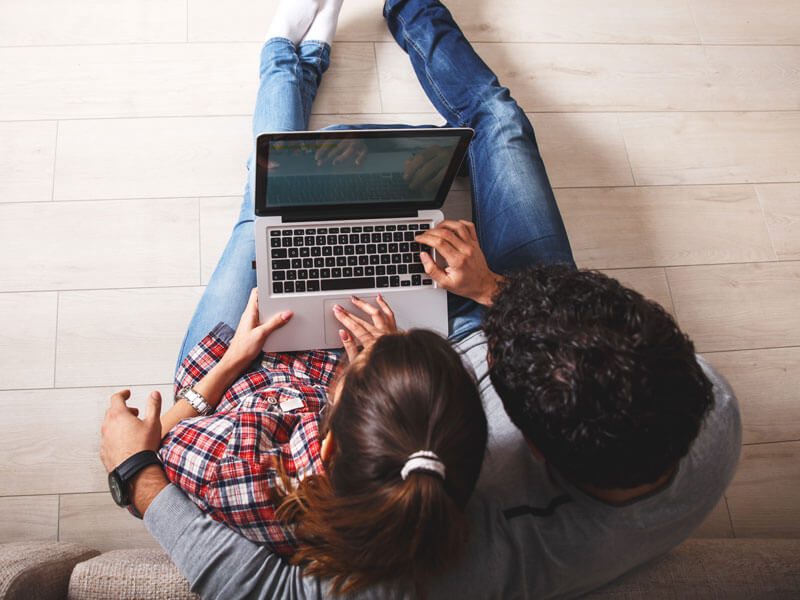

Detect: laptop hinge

[281,206,419,223]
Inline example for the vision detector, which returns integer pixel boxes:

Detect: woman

[155,1,488,593]
[159,289,486,592]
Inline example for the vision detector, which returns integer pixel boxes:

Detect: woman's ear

[321,430,336,463]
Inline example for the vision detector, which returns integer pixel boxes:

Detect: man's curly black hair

[484,265,714,490]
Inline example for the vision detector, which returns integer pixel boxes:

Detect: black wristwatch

[108,450,162,516]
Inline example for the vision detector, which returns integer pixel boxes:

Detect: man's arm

[415,220,505,306]
[141,480,321,600]
[100,385,319,600]
[161,289,294,437]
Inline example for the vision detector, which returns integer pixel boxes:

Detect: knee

[470,87,530,138]
[259,40,300,78]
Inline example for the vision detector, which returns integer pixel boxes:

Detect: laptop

[253,127,473,352]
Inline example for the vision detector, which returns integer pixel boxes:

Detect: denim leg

[297,41,331,127]
[175,40,331,371]
[384,0,574,270]
[384,0,575,339]
[252,38,330,137]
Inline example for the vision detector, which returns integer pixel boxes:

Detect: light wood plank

[189,0,699,44]
[54,117,251,201]
[313,43,382,115]
[0,385,172,495]
[0,495,58,542]
[0,121,56,203]
[559,185,776,269]
[0,292,57,389]
[525,43,800,112]
[0,199,200,291]
[706,347,800,445]
[1,387,104,495]
[446,0,699,44]
[200,196,242,285]
[372,43,441,114]
[727,441,800,538]
[691,0,800,45]
[0,44,255,121]
[667,262,800,353]
[59,493,159,551]
[620,112,800,186]
[0,42,379,121]
[757,183,800,261]
[56,288,203,387]
[691,498,734,539]
[532,113,634,188]
[0,0,186,46]
[375,43,800,114]
[600,268,675,315]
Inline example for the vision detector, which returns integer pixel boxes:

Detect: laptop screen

[255,129,472,215]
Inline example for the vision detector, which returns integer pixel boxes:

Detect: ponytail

[276,330,487,594]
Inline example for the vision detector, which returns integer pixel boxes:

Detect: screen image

[263,134,464,208]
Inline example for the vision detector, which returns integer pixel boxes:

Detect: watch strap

[115,450,162,482]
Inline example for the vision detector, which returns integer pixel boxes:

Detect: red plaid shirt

[159,323,341,556]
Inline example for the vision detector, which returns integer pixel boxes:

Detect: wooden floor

[1,0,799,550]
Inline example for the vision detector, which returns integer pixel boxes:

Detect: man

[100,1,741,598]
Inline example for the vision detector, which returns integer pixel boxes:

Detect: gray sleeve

[144,484,326,600]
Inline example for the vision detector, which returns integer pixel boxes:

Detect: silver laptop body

[253,128,473,352]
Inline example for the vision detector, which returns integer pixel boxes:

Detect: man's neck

[525,439,678,505]
[577,466,677,506]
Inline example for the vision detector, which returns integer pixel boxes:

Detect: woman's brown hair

[277,329,488,594]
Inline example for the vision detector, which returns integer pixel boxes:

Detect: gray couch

[2,539,799,599]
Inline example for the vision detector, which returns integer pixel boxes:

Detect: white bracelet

[177,387,213,416]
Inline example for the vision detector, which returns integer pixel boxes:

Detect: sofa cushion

[0,541,100,600]
[588,539,800,599]
[67,548,198,600]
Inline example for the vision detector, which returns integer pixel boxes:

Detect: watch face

[108,471,129,507]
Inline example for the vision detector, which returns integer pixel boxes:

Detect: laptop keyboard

[269,223,434,294]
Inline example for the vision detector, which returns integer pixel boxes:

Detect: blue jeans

[176,39,330,370]
[177,1,575,368]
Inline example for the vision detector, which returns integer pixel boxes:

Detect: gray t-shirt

[144,331,741,599]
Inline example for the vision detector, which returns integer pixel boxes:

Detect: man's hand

[223,289,293,371]
[415,220,504,306]
[100,389,162,473]
[332,294,398,361]
[404,145,450,193]
[101,390,170,516]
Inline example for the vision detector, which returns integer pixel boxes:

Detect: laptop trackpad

[323,296,379,347]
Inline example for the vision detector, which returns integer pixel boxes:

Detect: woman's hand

[223,289,293,371]
[332,294,398,361]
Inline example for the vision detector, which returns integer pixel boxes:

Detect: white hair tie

[400,451,446,481]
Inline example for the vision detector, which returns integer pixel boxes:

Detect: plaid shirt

[159,323,341,556]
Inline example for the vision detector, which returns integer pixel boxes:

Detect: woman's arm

[160,358,247,437]
[161,289,294,438]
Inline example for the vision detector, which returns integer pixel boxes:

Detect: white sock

[266,0,321,45]
[302,0,345,45]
